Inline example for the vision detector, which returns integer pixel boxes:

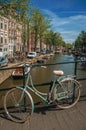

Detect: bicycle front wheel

[53,78,81,109]
[4,87,34,123]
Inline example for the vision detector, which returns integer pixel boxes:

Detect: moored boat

[37,58,45,63]
[12,64,30,79]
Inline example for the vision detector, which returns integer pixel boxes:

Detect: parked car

[27,52,37,58]
[0,56,8,67]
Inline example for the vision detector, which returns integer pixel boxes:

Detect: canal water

[0,54,75,86]
[0,53,86,106]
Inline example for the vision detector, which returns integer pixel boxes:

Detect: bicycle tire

[4,87,34,123]
[53,78,81,109]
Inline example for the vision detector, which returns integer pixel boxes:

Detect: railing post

[22,64,27,111]
[74,57,78,76]
[23,65,25,86]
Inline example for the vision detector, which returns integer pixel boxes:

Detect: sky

[31,0,86,44]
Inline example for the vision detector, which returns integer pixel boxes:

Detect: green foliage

[74,31,86,51]
[65,43,73,49]
[0,0,30,20]
[44,30,64,50]
[28,8,51,51]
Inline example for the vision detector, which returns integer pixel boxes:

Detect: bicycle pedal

[48,100,53,104]
[35,101,42,105]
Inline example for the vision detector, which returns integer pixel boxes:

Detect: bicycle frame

[17,69,64,104]
[16,64,77,106]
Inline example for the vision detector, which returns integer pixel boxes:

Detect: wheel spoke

[4,87,33,123]
[53,79,80,109]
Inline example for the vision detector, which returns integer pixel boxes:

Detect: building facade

[0,15,47,57]
[8,17,23,56]
[0,15,23,57]
[0,15,9,56]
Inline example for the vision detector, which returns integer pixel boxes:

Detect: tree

[74,31,86,52]
[29,8,51,51]
[44,30,64,51]
[38,16,51,51]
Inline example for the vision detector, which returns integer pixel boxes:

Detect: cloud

[42,9,86,43]
[64,38,75,43]
[42,9,57,19]
[42,9,69,25]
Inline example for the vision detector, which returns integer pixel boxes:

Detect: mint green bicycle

[4,64,81,123]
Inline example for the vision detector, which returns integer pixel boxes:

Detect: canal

[0,53,86,106]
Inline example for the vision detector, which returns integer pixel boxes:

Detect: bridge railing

[0,59,86,94]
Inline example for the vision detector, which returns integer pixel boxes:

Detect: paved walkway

[0,99,86,130]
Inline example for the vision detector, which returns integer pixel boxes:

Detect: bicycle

[4,63,81,123]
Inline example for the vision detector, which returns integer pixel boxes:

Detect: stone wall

[0,69,12,84]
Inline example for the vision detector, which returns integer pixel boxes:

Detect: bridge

[0,99,86,130]
[0,59,86,130]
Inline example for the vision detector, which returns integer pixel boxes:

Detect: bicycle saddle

[53,70,64,76]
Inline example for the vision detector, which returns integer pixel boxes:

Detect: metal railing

[0,59,86,94]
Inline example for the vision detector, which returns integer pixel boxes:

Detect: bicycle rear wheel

[4,87,34,123]
[53,78,81,109]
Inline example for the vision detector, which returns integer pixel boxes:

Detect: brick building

[0,15,23,57]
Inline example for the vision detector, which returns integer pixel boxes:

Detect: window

[0,37,3,44]
[0,22,3,29]
[4,24,7,30]
[5,39,7,44]
[0,48,2,52]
